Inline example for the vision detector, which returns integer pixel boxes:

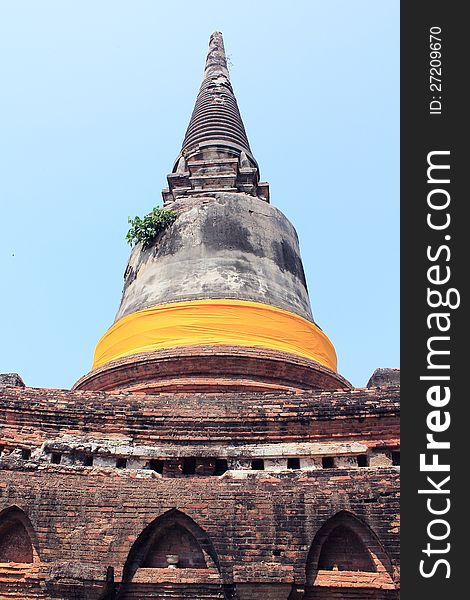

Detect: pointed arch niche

[142,522,206,569]
[0,506,38,568]
[119,509,224,596]
[305,511,397,597]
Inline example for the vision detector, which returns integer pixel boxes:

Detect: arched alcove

[0,506,37,564]
[317,524,375,572]
[142,522,206,568]
[121,509,221,584]
[305,511,395,593]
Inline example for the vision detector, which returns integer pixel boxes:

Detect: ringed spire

[181,31,252,155]
[163,32,269,204]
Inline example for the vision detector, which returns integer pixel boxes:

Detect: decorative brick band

[78,344,349,393]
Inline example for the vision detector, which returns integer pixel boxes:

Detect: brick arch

[142,522,206,568]
[306,511,394,584]
[318,524,375,571]
[121,509,221,583]
[0,506,38,564]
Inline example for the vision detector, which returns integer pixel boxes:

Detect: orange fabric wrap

[92,299,337,371]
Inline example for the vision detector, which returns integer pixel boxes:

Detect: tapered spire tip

[163,33,270,204]
[204,31,230,80]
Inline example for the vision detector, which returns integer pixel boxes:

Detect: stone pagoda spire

[75,33,349,394]
[183,31,250,154]
[163,32,269,204]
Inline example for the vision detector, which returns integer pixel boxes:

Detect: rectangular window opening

[116,457,127,469]
[51,452,62,464]
[83,455,93,466]
[251,459,265,470]
[392,451,400,466]
[322,456,335,469]
[357,455,369,467]
[214,458,228,475]
[182,457,196,475]
[21,448,31,460]
[149,459,164,474]
[287,457,301,470]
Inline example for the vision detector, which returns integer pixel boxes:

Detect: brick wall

[0,382,399,599]
[0,466,399,599]
[0,385,399,448]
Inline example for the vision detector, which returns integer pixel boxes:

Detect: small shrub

[126,206,177,249]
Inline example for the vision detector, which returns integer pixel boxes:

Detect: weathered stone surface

[0,373,25,387]
[367,369,400,388]
[116,193,313,323]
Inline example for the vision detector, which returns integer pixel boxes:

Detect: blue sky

[0,1,399,389]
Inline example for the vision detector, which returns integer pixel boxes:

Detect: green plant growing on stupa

[126,206,177,249]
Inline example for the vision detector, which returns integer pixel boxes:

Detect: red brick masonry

[0,383,399,599]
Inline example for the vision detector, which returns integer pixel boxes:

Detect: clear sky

[0,1,399,389]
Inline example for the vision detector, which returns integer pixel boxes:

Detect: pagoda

[0,33,400,600]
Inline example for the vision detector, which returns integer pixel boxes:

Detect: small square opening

[182,457,196,475]
[287,457,300,470]
[116,457,127,469]
[322,456,335,469]
[21,448,31,460]
[149,459,164,474]
[51,452,62,465]
[251,459,265,470]
[214,458,228,475]
[83,455,93,466]
[392,451,400,466]
[357,455,369,467]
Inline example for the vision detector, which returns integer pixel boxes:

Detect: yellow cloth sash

[92,299,337,371]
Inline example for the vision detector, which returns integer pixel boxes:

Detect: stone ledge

[314,570,396,589]
[132,567,221,584]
